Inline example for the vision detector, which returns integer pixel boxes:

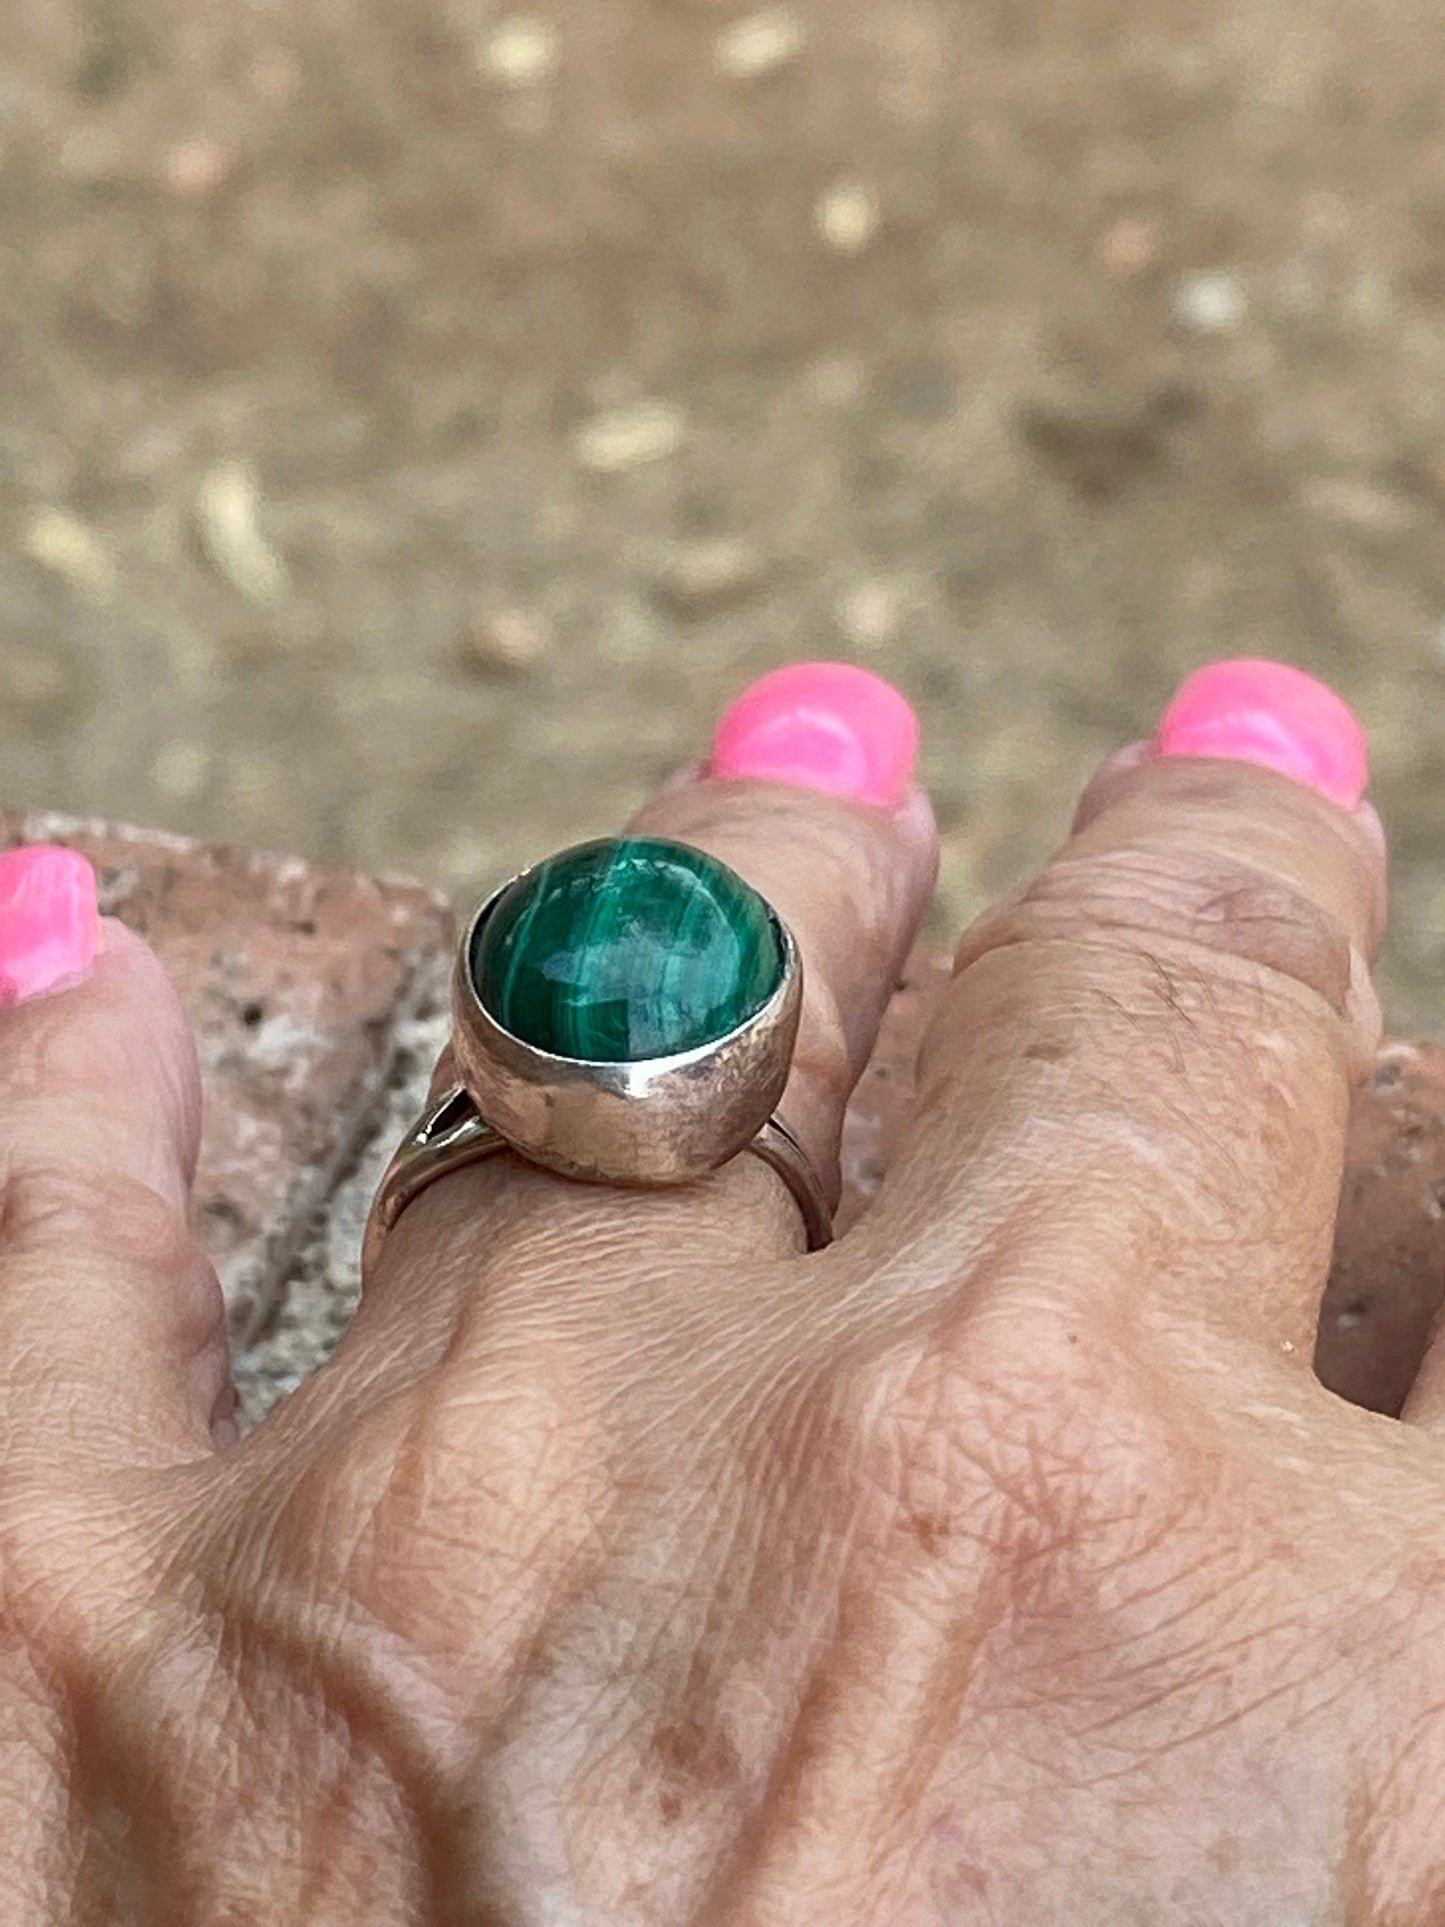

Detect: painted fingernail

[0,847,100,1005]
[1156,659,1368,808]
[711,661,919,808]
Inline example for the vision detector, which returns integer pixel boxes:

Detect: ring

[362,836,835,1274]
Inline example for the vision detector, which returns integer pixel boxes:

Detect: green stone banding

[470,836,786,1063]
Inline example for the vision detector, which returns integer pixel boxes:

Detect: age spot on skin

[652,1720,742,1789]
[908,1511,952,1556]
[1023,1038,1074,1065]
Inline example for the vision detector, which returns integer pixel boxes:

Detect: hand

[1,657,1434,1925]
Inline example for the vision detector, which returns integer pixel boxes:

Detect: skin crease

[7,711,1445,1923]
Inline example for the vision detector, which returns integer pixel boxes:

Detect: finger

[867,658,1384,1365]
[343,663,935,1386]
[414,665,933,1204]
[0,849,226,1464]
[629,661,936,1206]
[467,659,929,1232]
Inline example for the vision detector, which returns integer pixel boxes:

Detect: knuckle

[0,1129,223,1375]
[820,1299,1200,1608]
[0,1474,156,1663]
[962,847,1356,1018]
[809,1298,1369,1779]
[0,1119,178,1262]
[256,1351,616,1664]
[0,1135,207,1297]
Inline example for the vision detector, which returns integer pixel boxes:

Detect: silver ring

[363,836,834,1273]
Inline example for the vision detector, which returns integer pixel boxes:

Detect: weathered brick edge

[0,813,454,1346]
[236,1000,449,1423]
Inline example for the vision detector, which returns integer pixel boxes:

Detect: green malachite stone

[471,837,785,1063]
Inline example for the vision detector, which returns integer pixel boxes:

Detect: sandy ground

[4,0,1445,1030]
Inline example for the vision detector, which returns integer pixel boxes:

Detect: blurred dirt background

[3,0,1445,1029]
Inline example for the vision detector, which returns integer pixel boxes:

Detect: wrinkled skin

[4,747,1444,1926]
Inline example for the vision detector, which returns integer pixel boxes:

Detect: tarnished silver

[362,867,834,1274]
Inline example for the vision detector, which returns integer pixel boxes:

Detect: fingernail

[1156,659,1368,808]
[0,847,100,1005]
[710,661,918,808]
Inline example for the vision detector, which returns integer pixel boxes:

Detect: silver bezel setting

[451,867,803,1185]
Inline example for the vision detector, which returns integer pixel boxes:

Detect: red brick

[1320,1041,1445,1414]
[0,813,453,1342]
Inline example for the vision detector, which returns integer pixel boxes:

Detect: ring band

[362,1086,833,1276]
[362,836,835,1271]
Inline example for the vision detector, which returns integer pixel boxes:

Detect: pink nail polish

[0,847,100,1005]
[711,661,919,808]
[1156,659,1368,808]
